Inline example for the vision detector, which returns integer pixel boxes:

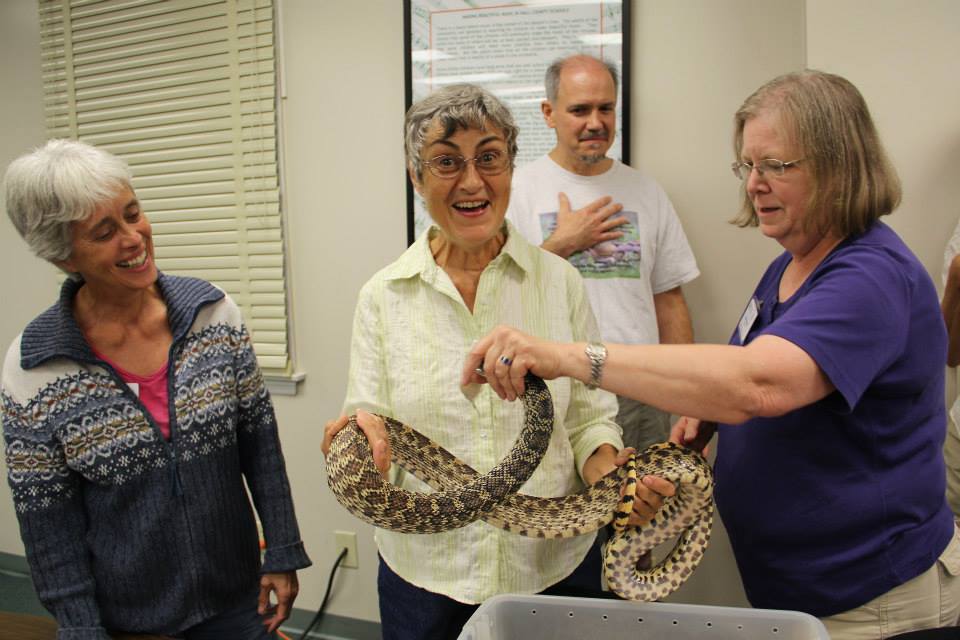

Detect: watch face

[587,343,607,361]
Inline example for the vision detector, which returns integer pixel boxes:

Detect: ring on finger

[499,355,513,366]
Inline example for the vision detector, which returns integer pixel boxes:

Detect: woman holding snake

[461,70,960,639]
[321,84,673,640]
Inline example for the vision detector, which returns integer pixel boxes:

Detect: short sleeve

[649,185,699,294]
[760,249,910,411]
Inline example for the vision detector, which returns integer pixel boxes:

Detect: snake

[325,373,714,601]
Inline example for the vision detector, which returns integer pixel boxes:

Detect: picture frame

[403,0,631,243]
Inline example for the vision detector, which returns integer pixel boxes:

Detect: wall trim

[0,552,380,639]
[282,607,381,640]
[0,551,30,575]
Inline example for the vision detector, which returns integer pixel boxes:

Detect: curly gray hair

[404,84,519,182]
[3,138,133,263]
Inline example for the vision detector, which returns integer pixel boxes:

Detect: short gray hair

[544,54,619,103]
[404,84,519,182]
[4,139,133,263]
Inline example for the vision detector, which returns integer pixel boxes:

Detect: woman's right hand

[322,410,391,475]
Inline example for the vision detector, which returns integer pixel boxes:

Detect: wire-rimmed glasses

[731,158,804,180]
[423,150,510,179]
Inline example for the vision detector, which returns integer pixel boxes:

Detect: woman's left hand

[630,474,676,526]
[582,445,676,527]
[258,571,299,633]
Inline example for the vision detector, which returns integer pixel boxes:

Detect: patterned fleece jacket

[1,274,311,639]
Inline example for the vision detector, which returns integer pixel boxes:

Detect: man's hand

[541,192,627,258]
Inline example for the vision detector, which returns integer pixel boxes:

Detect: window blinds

[39,0,291,373]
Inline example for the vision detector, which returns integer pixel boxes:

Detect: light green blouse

[342,221,622,604]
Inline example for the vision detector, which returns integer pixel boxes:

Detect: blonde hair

[732,70,901,237]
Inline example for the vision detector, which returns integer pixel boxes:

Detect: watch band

[584,342,607,390]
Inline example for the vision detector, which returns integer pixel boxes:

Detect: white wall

[631,0,806,607]
[0,0,52,556]
[270,0,408,622]
[806,0,960,282]
[1,0,958,626]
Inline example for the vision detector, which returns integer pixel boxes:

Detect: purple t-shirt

[715,221,952,617]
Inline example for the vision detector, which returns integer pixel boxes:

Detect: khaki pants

[820,524,960,639]
[615,395,670,452]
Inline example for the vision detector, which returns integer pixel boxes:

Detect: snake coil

[326,373,714,600]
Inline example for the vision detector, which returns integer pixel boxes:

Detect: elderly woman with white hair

[1,139,311,639]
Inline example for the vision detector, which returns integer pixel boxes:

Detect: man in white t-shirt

[508,54,699,453]
[942,217,960,518]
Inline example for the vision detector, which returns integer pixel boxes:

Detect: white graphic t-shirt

[508,155,699,345]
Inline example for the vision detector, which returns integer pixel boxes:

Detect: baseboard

[0,552,381,640]
[0,551,30,575]
[282,607,381,640]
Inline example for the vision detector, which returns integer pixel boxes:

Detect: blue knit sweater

[1,274,311,639]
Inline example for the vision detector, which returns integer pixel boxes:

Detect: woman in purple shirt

[460,70,960,638]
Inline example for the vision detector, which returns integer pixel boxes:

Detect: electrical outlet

[334,530,358,569]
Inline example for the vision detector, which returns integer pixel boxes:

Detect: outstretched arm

[461,326,833,425]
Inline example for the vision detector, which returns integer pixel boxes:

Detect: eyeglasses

[731,158,804,180]
[423,150,510,179]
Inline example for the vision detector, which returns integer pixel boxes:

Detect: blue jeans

[378,536,616,640]
[176,590,276,640]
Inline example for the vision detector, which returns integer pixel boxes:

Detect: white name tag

[737,297,760,344]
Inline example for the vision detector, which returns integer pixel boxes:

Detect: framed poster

[404,0,631,243]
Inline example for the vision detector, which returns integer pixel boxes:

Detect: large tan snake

[325,373,714,601]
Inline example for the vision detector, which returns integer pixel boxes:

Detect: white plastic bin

[457,594,829,640]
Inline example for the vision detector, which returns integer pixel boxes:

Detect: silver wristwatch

[584,342,607,390]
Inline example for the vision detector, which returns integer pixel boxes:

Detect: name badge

[737,297,760,344]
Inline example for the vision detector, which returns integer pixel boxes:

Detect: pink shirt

[95,350,171,440]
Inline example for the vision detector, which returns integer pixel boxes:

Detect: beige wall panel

[0,0,52,558]
[631,0,805,608]
[806,0,960,284]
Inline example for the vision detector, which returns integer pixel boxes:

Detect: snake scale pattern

[326,373,714,601]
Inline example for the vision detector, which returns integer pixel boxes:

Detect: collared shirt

[342,221,622,603]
